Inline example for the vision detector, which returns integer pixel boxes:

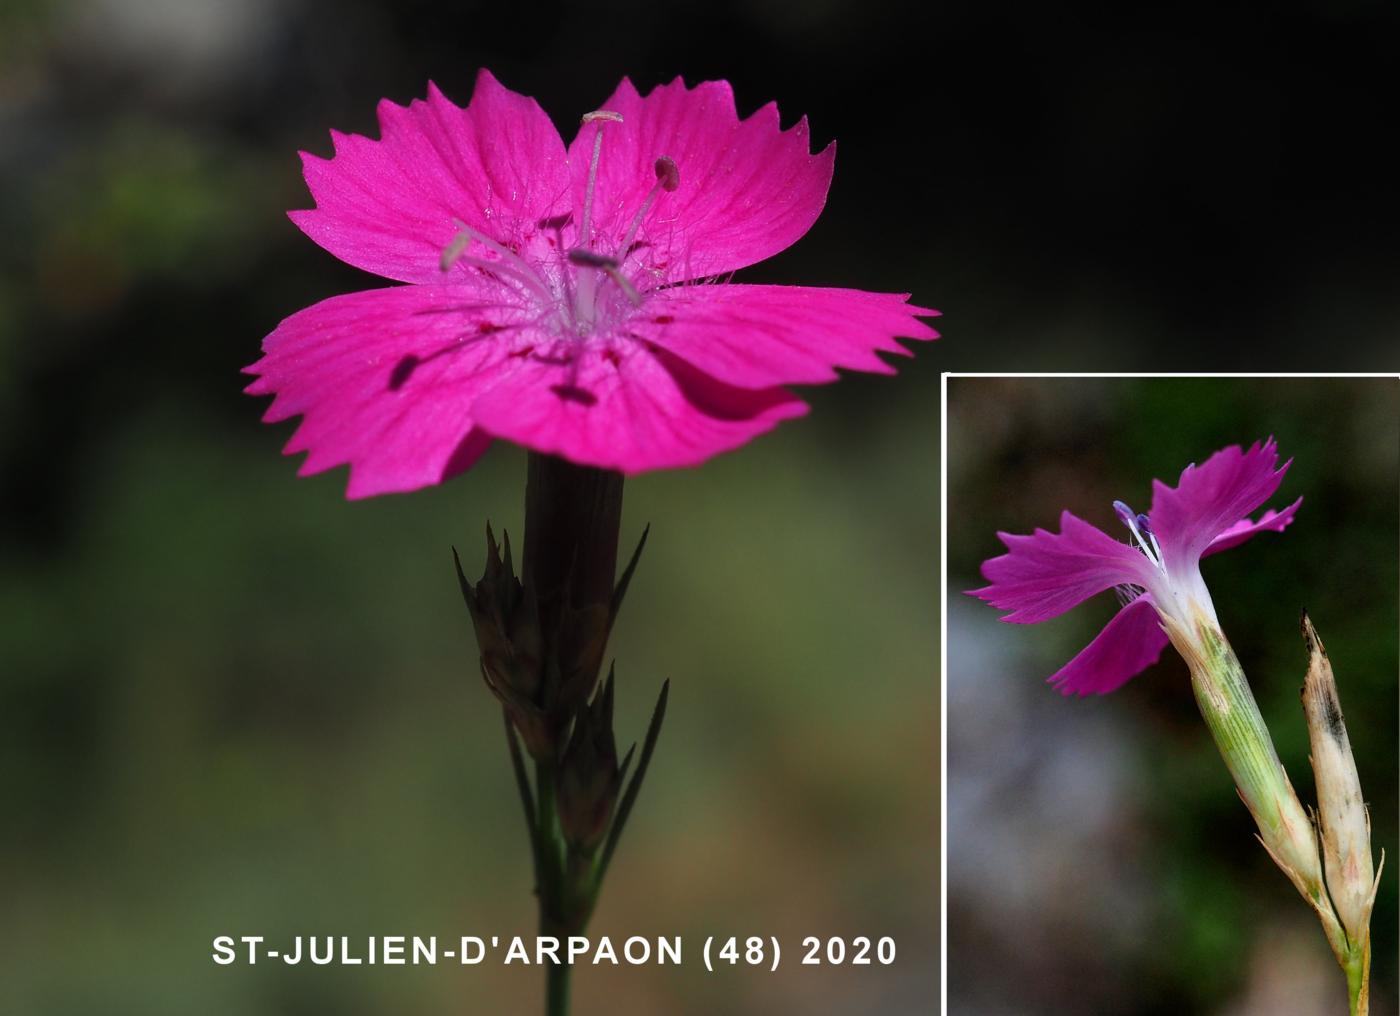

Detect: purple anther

[654,156,680,192]
[568,248,621,269]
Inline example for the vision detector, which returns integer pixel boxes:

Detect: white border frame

[938,371,1399,1016]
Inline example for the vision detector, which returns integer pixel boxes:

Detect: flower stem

[523,453,624,611]
[522,453,625,1016]
[1345,938,1370,1016]
[546,959,571,1016]
[1189,626,1298,841]
[1172,617,1326,910]
[535,759,563,914]
[1167,610,1365,1010]
[534,758,570,1016]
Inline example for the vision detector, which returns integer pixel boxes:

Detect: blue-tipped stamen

[1114,500,1163,568]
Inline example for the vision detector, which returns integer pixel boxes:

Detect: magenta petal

[633,285,938,390]
[568,77,835,280]
[244,283,530,498]
[1047,596,1169,696]
[1149,439,1291,573]
[290,70,570,285]
[968,511,1158,624]
[1203,497,1303,557]
[465,341,808,474]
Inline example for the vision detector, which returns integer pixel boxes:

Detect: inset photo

[943,375,1398,1015]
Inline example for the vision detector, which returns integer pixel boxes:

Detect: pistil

[436,114,676,342]
[578,110,622,247]
[573,111,623,336]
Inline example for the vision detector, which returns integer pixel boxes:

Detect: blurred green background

[2,432,938,1014]
[946,377,1398,1015]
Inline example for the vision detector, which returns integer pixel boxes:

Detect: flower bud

[456,526,556,756]
[557,669,630,855]
[1300,613,1380,945]
[555,601,610,711]
[455,513,648,764]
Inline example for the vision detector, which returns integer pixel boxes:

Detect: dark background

[2,0,1397,1014]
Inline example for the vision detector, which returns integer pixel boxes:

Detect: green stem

[1345,940,1369,1016]
[519,453,626,1016]
[535,761,562,905]
[1190,626,1292,834]
[546,961,571,1016]
[1174,614,1361,1010]
[1185,622,1323,904]
[504,710,540,882]
[534,760,570,1016]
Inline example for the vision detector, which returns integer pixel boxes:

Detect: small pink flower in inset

[245,70,939,498]
[969,440,1302,695]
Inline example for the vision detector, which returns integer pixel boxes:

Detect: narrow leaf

[451,545,474,609]
[609,524,651,623]
[596,678,669,888]
[504,706,542,889]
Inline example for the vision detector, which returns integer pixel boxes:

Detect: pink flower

[244,70,938,498]
[969,440,1302,695]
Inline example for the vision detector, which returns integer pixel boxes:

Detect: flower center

[437,110,681,342]
[1113,500,1165,571]
[568,110,680,336]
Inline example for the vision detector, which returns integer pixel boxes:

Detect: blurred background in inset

[946,377,1398,1016]
[4,0,1399,1012]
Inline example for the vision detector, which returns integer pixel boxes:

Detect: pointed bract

[1300,613,1377,946]
[557,669,625,855]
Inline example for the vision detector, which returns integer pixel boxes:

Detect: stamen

[453,222,549,286]
[1133,512,1164,561]
[604,266,642,306]
[619,155,681,261]
[440,232,472,273]
[568,249,620,269]
[654,155,680,192]
[1113,500,1160,565]
[574,111,623,335]
[568,249,642,306]
[440,226,555,307]
[578,110,622,248]
[455,253,554,303]
[1113,584,1145,608]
